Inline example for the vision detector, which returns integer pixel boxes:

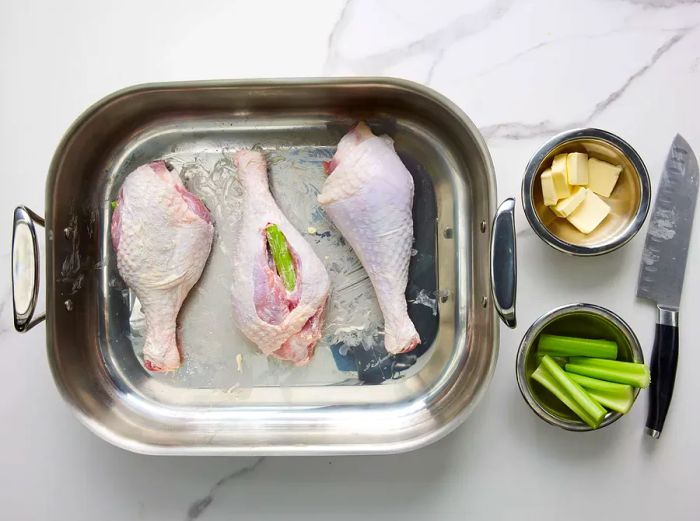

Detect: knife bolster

[657,306,678,327]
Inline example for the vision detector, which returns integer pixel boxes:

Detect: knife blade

[636,134,699,439]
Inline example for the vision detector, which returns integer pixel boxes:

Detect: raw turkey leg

[318,122,420,354]
[229,150,330,365]
[111,161,214,371]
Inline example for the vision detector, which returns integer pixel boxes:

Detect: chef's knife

[637,134,699,439]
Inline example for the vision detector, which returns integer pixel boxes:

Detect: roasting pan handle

[12,206,46,332]
[490,198,517,328]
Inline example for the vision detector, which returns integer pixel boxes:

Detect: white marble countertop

[2,0,700,519]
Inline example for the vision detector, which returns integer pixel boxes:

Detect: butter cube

[541,155,570,203]
[566,152,589,185]
[567,190,611,234]
[588,157,622,197]
[551,154,571,196]
[551,154,567,176]
[551,187,587,218]
[540,168,558,206]
[551,163,571,200]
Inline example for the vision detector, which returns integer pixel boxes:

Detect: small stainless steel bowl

[522,128,651,256]
[516,303,643,431]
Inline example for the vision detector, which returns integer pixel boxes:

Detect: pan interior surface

[45,79,496,454]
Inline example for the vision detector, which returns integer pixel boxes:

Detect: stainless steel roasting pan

[11,78,516,455]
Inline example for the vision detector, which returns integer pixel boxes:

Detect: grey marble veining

[480,25,696,140]
[324,0,515,75]
[186,458,265,521]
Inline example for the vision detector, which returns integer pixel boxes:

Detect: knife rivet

[480,220,487,233]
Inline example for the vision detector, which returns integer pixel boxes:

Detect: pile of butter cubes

[540,153,622,234]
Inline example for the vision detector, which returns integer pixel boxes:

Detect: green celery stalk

[531,364,598,428]
[538,334,617,359]
[565,372,634,393]
[579,388,633,414]
[566,372,635,414]
[565,360,650,389]
[265,224,296,291]
[536,354,568,367]
[569,357,648,374]
[541,355,607,425]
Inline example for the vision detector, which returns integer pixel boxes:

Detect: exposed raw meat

[230,150,330,365]
[318,122,420,354]
[111,161,214,371]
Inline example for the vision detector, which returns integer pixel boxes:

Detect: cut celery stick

[265,224,296,291]
[541,355,607,425]
[580,388,633,414]
[565,372,633,393]
[569,357,648,373]
[531,364,598,428]
[538,334,617,359]
[567,373,635,414]
[565,361,650,388]
[568,357,650,387]
[536,354,568,367]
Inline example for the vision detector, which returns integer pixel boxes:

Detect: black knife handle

[645,307,679,439]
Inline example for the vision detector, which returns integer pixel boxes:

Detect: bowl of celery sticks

[516,303,648,431]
